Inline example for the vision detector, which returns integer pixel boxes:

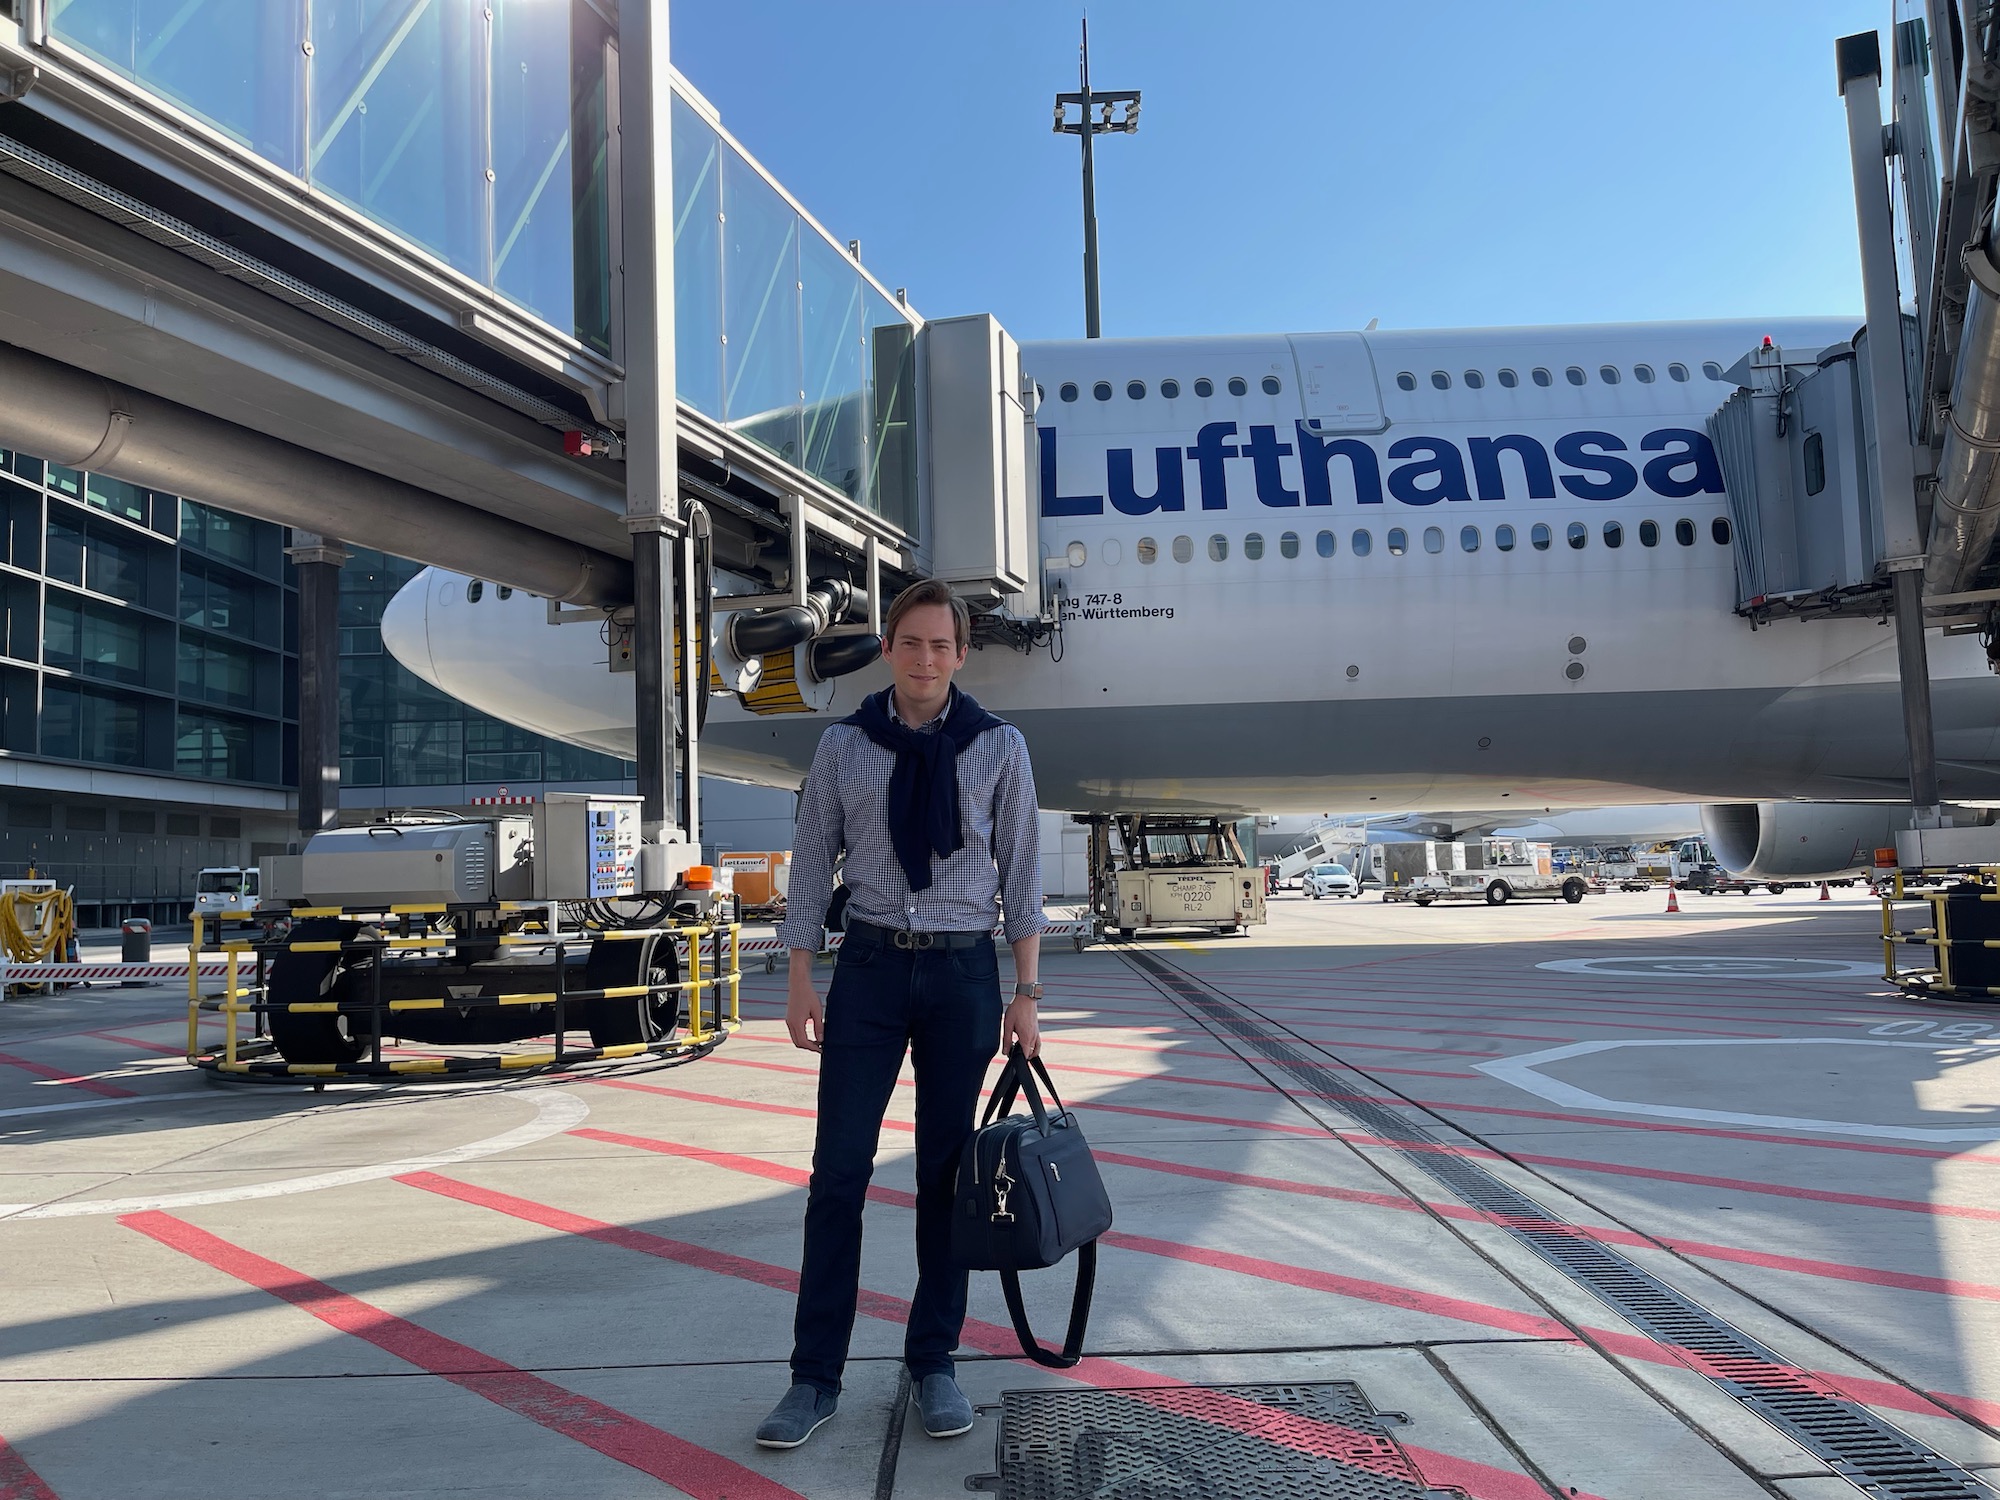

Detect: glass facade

[43,2,922,531]
[338,549,629,792]
[0,449,295,788]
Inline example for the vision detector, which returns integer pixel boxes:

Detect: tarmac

[1,886,1997,1499]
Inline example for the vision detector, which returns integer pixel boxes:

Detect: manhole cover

[969,1381,1451,1499]
[1535,955,1879,979]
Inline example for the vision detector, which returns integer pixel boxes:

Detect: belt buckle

[893,930,933,950]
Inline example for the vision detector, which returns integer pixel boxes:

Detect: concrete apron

[0,886,1996,1498]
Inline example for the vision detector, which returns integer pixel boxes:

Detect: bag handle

[979,1044,1069,1134]
[998,1241,1095,1369]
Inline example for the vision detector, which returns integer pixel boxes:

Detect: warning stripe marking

[117,1211,806,1500]
[0,1433,60,1500]
[398,1170,1577,1500]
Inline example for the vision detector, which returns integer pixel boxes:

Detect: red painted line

[118,1211,805,1500]
[0,1434,60,1500]
[570,1127,1564,1339]
[1338,1134,2000,1224]
[0,1050,134,1099]
[401,1171,1576,1500]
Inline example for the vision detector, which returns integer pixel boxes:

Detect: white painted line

[0,1090,218,1123]
[1535,956,1882,979]
[1478,1037,2000,1142]
[0,1087,588,1220]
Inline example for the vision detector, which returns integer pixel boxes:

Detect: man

[755,579,1044,1450]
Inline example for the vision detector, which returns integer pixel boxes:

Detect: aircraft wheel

[265,918,368,1065]
[1485,882,1511,907]
[583,935,681,1048]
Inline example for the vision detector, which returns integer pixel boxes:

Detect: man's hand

[1001,993,1040,1058]
[786,954,824,1053]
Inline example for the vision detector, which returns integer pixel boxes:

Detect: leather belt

[847,918,990,951]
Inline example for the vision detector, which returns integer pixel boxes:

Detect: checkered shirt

[776,693,1044,950]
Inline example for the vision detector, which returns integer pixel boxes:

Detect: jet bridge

[0,2,1045,859]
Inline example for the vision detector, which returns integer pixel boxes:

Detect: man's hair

[884,578,971,651]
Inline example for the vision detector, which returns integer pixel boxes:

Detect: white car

[1303,863,1360,899]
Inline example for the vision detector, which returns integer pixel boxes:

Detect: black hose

[808,632,883,681]
[725,578,855,657]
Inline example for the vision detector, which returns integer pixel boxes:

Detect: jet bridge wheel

[582,934,682,1048]
[1485,882,1512,906]
[264,918,370,1065]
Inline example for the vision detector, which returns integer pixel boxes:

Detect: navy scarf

[844,687,1007,893]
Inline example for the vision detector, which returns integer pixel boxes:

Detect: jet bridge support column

[288,532,346,836]
[1841,30,1941,827]
[617,0,686,852]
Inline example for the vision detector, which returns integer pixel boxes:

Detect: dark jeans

[790,926,1003,1394]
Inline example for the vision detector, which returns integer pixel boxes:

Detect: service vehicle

[1681,863,1756,895]
[1087,814,1267,937]
[191,867,260,927]
[1408,838,1589,907]
[1597,844,1656,892]
[1303,862,1360,899]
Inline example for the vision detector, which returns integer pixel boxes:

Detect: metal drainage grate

[967,1381,1452,1500]
[1120,948,1998,1500]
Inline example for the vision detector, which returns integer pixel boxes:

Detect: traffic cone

[1665,883,1680,913]
[1819,881,1831,901]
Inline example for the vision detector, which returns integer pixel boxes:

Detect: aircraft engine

[1699,802,1906,880]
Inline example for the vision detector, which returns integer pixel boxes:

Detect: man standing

[756,579,1044,1450]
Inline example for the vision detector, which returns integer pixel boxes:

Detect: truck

[1407,838,1589,906]
[191,866,260,928]
[1088,815,1268,937]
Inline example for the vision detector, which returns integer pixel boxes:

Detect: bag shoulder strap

[998,1241,1096,1369]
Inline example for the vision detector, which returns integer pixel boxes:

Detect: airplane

[381,317,2000,882]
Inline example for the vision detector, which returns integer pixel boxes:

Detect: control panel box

[536,793,643,901]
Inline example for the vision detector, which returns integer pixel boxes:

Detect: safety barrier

[1880,867,2000,1000]
[186,903,741,1082]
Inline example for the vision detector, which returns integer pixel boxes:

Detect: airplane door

[1288,333,1388,434]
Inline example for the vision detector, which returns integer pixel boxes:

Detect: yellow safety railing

[186,908,740,1078]
[1878,866,2000,997]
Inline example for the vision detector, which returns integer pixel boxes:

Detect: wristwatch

[1012,981,1043,1001]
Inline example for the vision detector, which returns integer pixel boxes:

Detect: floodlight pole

[1054,20,1138,339]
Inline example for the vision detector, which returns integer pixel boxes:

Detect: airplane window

[1496,524,1516,551]
[1531,523,1551,550]
[1531,367,1552,387]
[466,580,484,602]
[1599,365,1621,385]
[1712,517,1732,545]
[1566,521,1588,549]
[1228,376,1249,396]
[1244,532,1265,560]
[1067,541,1087,566]
[1667,362,1690,382]
[1565,366,1587,386]
[1351,529,1372,557]
[1396,372,1416,391]
[1313,529,1333,557]
[1702,361,1725,381]
[1387,527,1408,556]
[1093,381,1113,401]
[1194,378,1215,398]
[497,585,513,600]
[1423,526,1444,553]
[1497,368,1518,388]
[1565,661,1586,681]
[1603,521,1623,548]
[1261,376,1282,395]
[1464,370,1484,389]
[1060,382,1079,402]
[1280,531,1300,559]
[1208,533,1229,561]
[1804,431,1826,495]
[1638,519,1659,547]
[1431,371,1451,390]
[1103,538,1122,565]
[1172,535,1193,563]
[1127,380,1146,400]
[1161,379,1181,399]
[1675,518,1696,546]
[1461,526,1480,552]
[1137,537,1158,564]
[1634,364,1655,384]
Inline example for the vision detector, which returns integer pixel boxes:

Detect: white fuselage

[384,317,2000,815]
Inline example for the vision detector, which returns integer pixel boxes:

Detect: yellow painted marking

[387,998,446,1011]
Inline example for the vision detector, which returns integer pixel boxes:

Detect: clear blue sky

[673,1,1888,342]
